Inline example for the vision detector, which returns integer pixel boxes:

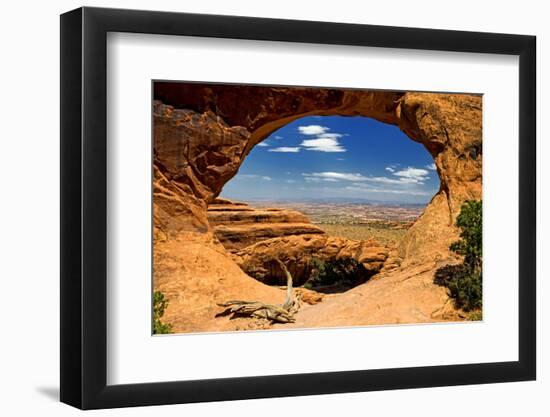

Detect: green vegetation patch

[153,291,172,335]
[467,310,483,321]
[434,200,482,312]
[304,257,371,290]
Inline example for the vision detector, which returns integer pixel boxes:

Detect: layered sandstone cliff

[207,199,324,252]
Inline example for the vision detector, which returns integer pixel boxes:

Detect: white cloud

[336,158,346,161]
[303,175,338,183]
[268,147,301,153]
[392,167,430,184]
[238,174,272,181]
[274,135,283,140]
[385,166,395,173]
[344,184,432,196]
[286,179,297,183]
[301,137,346,153]
[303,172,366,182]
[256,141,270,147]
[364,176,409,185]
[425,163,437,170]
[350,176,416,185]
[302,167,431,186]
[303,172,406,184]
[316,133,343,139]
[298,125,329,135]
[295,125,347,152]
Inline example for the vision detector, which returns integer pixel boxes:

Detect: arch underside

[154,84,481,260]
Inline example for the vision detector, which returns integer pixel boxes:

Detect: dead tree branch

[217,258,300,323]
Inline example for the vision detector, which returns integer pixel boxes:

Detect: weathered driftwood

[218,258,300,323]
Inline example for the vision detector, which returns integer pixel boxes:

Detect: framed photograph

[60,6,536,409]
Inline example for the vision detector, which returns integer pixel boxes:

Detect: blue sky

[221,115,439,204]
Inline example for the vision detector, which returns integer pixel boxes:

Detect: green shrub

[450,200,482,270]
[305,257,370,289]
[435,264,482,311]
[153,291,172,334]
[467,310,483,321]
[434,200,482,312]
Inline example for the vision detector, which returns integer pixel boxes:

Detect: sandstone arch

[153,83,482,261]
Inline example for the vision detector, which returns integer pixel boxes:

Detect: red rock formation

[234,234,389,286]
[279,261,463,329]
[152,84,482,332]
[153,86,482,260]
[207,200,324,252]
[154,232,286,333]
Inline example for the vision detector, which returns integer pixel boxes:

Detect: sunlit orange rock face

[152,84,482,333]
[207,199,325,252]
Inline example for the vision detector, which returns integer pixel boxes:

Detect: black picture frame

[60,6,536,410]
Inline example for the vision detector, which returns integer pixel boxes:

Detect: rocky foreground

[155,197,462,333]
